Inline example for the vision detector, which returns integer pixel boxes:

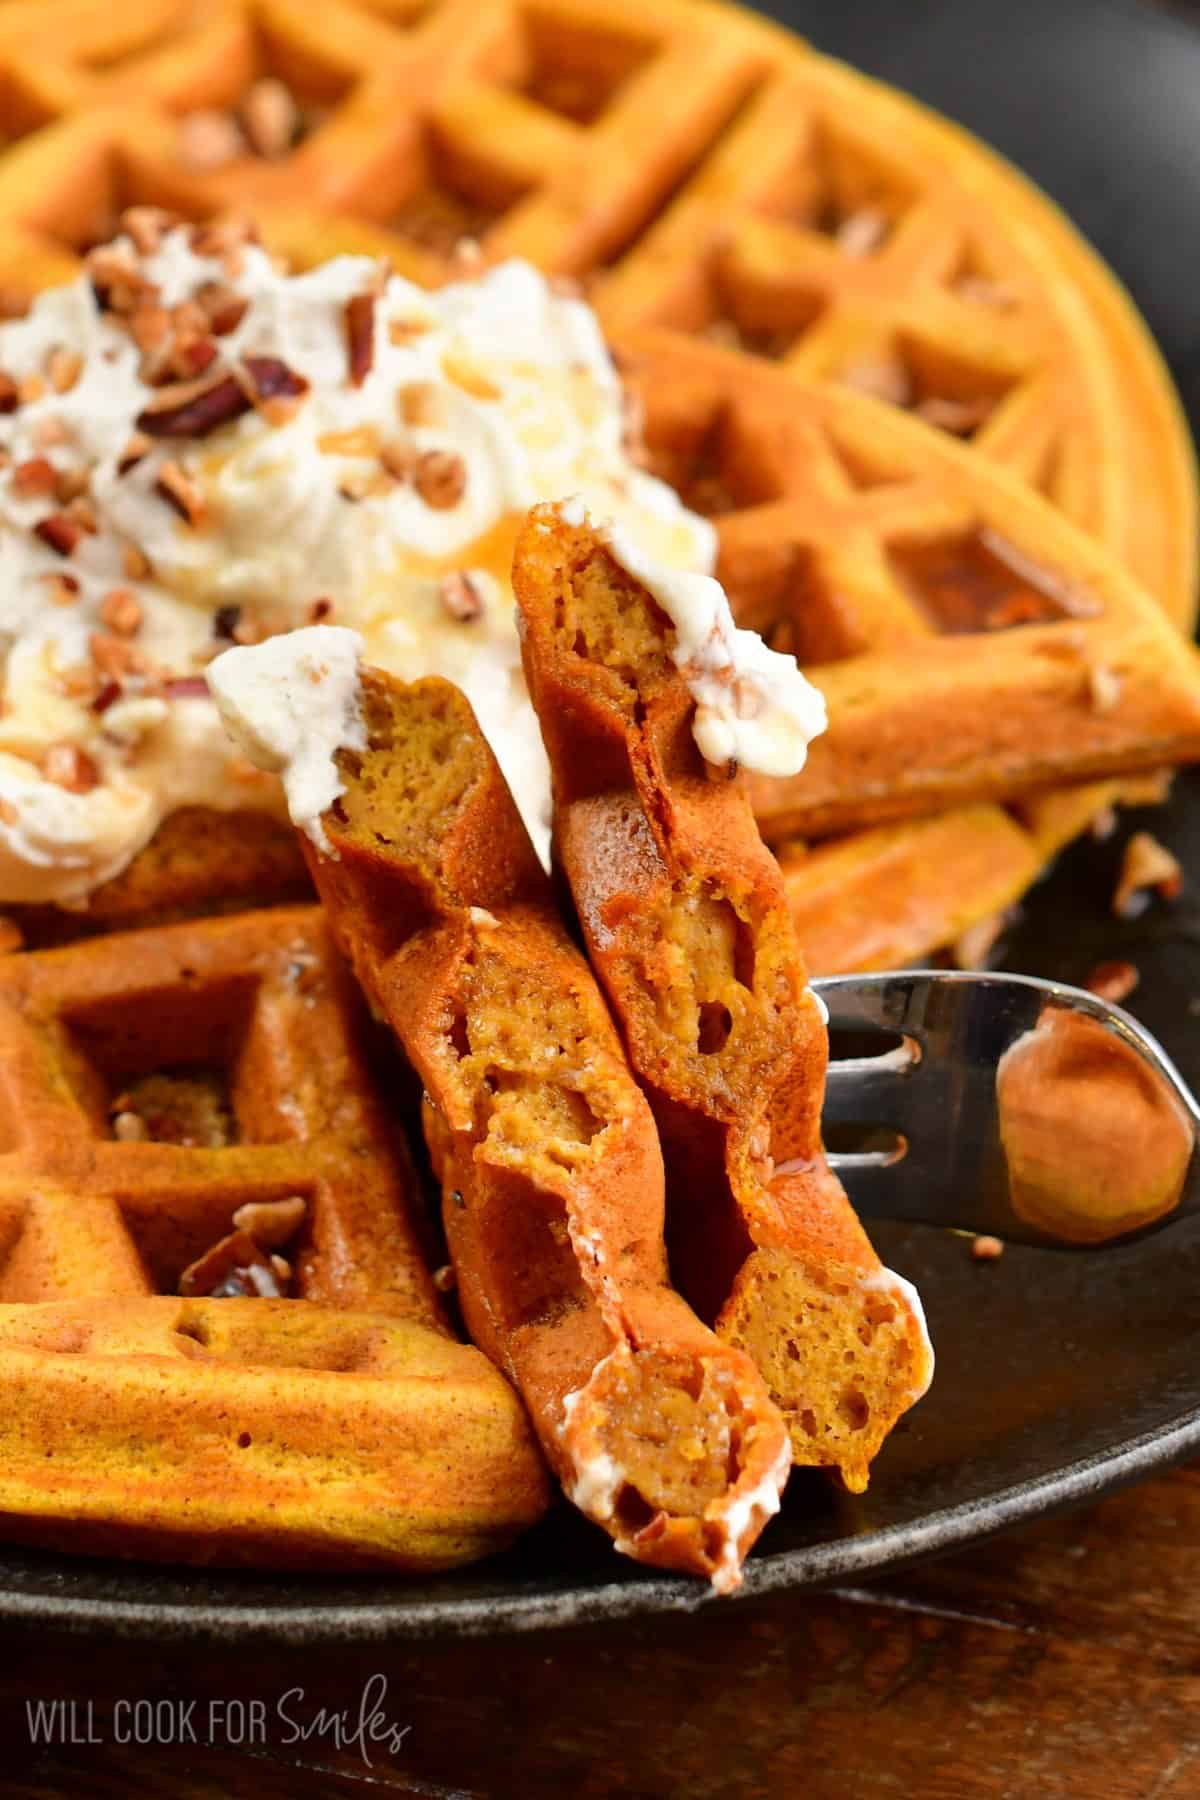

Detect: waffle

[299,664,792,1589]
[513,505,933,1489]
[0,0,1190,967]
[0,904,549,1566]
[618,328,1200,841]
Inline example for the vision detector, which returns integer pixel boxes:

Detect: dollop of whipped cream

[208,627,365,855]
[586,506,828,776]
[0,214,714,902]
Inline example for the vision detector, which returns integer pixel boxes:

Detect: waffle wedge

[293,663,792,1589]
[513,504,933,1489]
[0,904,549,1567]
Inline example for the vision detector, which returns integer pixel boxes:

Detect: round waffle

[0,0,1191,960]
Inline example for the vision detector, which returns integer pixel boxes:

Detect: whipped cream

[208,627,365,855]
[859,1266,935,1395]
[595,512,828,777]
[0,217,714,902]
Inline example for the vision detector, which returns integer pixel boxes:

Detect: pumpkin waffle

[0,903,549,1567]
[618,328,1200,843]
[288,661,792,1589]
[513,504,934,1489]
[0,0,1188,963]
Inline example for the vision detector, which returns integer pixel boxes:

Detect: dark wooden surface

[3,1466,1200,1797]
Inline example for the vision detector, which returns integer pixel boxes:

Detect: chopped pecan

[189,216,260,261]
[0,800,16,827]
[177,109,245,174]
[91,680,123,714]
[11,457,57,499]
[34,512,82,556]
[46,348,83,394]
[1113,832,1184,919]
[155,460,207,525]
[117,431,153,474]
[441,345,500,400]
[970,1234,1005,1262]
[120,206,175,255]
[439,571,484,622]
[44,573,80,605]
[308,596,334,623]
[1085,959,1139,1004]
[65,495,98,535]
[123,542,152,580]
[835,207,890,257]
[317,427,380,459]
[239,77,299,160]
[914,394,994,436]
[414,448,467,509]
[41,743,98,793]
[241,355,309,425]
[90,632,146,679]
[86,245,151,314]
[213,604,241,641]
[17,375,44,405]
[398,382,441,428]
[345,292,376,387]
[378,438,413,483]
[100,588,143,636]
[196,281,248,336]
[54,466,89,505]
[0,372,17,413]
[136,372,249,438]
[179,1229,287,1298]
[231,1195,307,1250]
[131,304,170,357]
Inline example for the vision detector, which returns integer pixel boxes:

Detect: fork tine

[813,970,1199,1247]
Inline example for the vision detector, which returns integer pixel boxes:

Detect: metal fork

[814,971,1200,1249]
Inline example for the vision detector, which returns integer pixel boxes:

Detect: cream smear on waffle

[0,215,715,904]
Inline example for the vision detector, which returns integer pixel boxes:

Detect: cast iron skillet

[4,0,1199,1640]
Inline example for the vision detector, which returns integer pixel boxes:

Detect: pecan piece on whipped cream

[154,460,206,526]
[34,512,83,556]
[345,291,377,387]
[241,355,309,408]
[440,571,484,621]
[41,743,98,793]
[414,447,467,509]
[136,372,249,438]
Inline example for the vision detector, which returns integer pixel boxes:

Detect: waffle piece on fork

[513,502,933,1491]
[273,661,793,1589]
[0,904,549,1567]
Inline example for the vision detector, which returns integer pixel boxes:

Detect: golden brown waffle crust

[0,902,550,1568]
[303,666,793,1588]
[512,503,933,1491]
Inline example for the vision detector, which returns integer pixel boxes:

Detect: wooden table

[2,1463,1198,1797]
[1,0,1196,1791]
